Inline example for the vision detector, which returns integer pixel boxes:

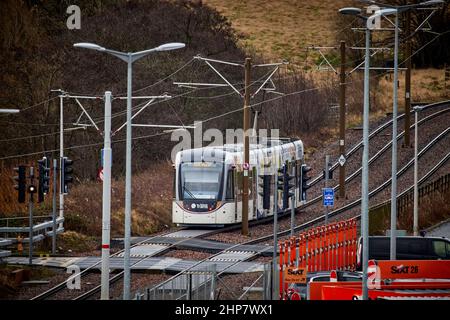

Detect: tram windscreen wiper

[183,183,197,200]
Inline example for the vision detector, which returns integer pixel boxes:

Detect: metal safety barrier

[135,264,217,300]
[278,217,358,299]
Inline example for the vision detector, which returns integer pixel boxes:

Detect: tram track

[28,100,450,300]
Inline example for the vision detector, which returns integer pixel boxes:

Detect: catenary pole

[390,12,399,261]
[242,57,251,236]
[123,56,133,300]
[361,26,371,301]
[339,41,347,199]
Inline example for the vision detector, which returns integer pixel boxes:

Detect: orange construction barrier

[290,237,295,267]
[278,217,359,299]
[300,233,306,268]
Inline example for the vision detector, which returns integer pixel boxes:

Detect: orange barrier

[278,217,358,299]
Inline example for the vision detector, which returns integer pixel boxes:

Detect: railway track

[81,104,450,300]
[206,100,450,239]
[30,227,228,300]
[136,126,449,300]
[303,104,450,208]
[30,212,294,300]
[270,127,450,241]
[307,99,450,189]
[29,100,450,300]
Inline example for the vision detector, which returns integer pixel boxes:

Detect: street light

[359,0,445,260]
[339,6,372,301]
[0,109,20,113]
[74,41,185,300]
[413,105,425,236]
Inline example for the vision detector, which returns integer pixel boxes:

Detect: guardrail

[370,173,450,234]
[0,215,64,259]
[398,173,450,214]
[135,264,217,300]
[0,217,64,235]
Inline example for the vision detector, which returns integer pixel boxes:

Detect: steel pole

[101,91,112,300]
[59,94,64,229]
[339,41,347,199]
[390,13,399,260]
[404,10,412,148]
[413,109,419,236]
[28,167,34,266]
[361,27,371,301]
[272,172,279,300]
[52,159,57,254]
[242,58,251,236]
[123,56,132,300]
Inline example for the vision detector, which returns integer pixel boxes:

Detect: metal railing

[135,264,217,300]
[397,173,450,214]
[0,217,64,242]
[238,263,272,300]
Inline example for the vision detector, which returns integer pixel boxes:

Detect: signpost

[323,188,335,206]
[338,155,346,167]
[284,267,307,284]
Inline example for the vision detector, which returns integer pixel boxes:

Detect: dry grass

[203,0,358,64]
[64,161,173,237]
[0,167,28,216]
[377,68,450,111]
[398,189,450,234]
[203,0,449,129]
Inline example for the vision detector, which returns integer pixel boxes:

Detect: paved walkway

[5,256,265,274]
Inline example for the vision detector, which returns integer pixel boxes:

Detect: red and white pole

[101,91,112,300]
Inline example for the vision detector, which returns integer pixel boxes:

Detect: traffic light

[323,161,333,180]
[258,174,271,210]
[300,164,312,202]
[61,157,73,194]
[37,156,50,203]
[13,165,27,203]
[278,164,295,209]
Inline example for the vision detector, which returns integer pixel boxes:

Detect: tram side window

[226,170,234,200]
[236,171,243,202]
[173,169,176,199]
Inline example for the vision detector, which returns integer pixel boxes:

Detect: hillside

[203,0,358,64]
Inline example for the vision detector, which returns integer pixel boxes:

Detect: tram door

[252,167,257,219]
[234,169,240,222]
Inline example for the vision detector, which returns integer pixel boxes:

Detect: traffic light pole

[59,92,64,230]
[272,171,279,300]
[52,159,57,254]
[28,167,34,266]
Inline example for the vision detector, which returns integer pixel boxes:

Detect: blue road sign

[323,188,334,207]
